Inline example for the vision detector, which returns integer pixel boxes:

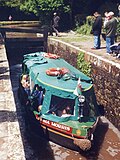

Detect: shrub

[75,16,94,35]
[77,52,91,77]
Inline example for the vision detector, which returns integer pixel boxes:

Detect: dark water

[7,34,120,160]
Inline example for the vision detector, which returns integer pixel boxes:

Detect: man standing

[49,12,60,36]
[104,12,117,54]
[91,12,102,49]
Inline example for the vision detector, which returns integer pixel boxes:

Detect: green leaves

[77,52,91,77]
[1,0,70,25]
[75,16,94,35]
[1,0,21,8]
[0,0,70,14]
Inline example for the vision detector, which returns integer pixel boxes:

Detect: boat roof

[23,52,93,94]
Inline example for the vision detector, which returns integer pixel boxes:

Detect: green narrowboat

[18,52,100,151]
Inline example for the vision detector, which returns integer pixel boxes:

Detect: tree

[23,0,70,24]
[0,0,71,25]
[0,0,21,8]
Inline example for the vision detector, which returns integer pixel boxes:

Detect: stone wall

[48,38,120,130]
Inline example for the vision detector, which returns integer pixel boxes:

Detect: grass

[53,34,93,44]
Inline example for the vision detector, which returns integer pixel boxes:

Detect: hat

[53,12,57,15]
[107,11,114,16]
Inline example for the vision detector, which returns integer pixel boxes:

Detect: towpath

[51,31,120,63]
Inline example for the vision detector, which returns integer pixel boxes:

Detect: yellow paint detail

[37,78,93,92]
[81,125,91,128]
[84,85,93,91]
[37,78,74,92]
[76,129,81,136]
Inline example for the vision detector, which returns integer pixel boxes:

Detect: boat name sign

[42,119,72,133]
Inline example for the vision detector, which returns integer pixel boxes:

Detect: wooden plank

[0,25,48,52]
[0,27,46,34]
[6,37,45,42]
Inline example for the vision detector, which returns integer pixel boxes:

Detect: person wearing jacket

[49,12,60,36]
[104,11,118,54]
[91,12,102,49]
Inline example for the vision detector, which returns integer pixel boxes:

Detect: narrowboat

[18,52,100,151]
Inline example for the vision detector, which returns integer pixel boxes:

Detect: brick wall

[48,38,120,130]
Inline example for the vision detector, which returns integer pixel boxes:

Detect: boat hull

[25,110,81,151]
[41,124,80,151]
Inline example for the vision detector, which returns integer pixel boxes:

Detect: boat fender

[44,53,60,59]
[73,138,91,151]
[46,68,69,76]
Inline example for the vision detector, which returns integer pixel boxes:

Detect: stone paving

[0,40,25,160]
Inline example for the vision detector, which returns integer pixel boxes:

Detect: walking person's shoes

[56,33,59,36]
[56,33,61,37]
[49,33,53,36]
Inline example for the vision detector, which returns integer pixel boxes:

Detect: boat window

[49,95,75,117]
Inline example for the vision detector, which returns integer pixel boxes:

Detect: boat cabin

[21,52,99,122]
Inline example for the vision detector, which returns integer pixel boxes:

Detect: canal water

[6,33,120,160]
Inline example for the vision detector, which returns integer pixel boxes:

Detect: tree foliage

[0,0,21,8]
[20,0,70,17]
[0,0,119,26]
[0,0,70,24]
[77,52,91,77]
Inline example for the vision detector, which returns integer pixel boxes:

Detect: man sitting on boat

[30,85,44,111]
[56,106,72,117]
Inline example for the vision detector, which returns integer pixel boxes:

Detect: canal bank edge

[48,38,120,131]
[0,41,25,159]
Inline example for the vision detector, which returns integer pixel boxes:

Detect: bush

[77,52,91,77]
[75,16,94,35]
